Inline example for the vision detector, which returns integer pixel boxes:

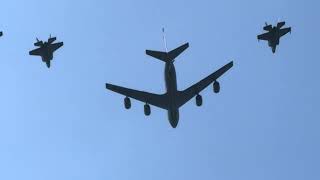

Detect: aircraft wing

[106,83,169,109]
[50,42,63,52]
[176,61,233,107]
[279,27,291,37]
[257,32,272,41]
[29,48,42,56]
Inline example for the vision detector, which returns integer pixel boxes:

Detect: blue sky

[0,0,319,180]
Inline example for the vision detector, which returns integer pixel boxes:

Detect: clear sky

[0,0,319,180]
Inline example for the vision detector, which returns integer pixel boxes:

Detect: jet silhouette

[29,35,63,68]
[106,42,233,128]
[257,21,291,53]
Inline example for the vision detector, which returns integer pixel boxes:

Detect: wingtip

[228,61,234,67]
[106,83,113,89]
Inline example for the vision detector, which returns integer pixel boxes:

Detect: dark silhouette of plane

[105,42,233,128]
[257,21,291,53]
[29,35,63,68]
[0,31,3,37]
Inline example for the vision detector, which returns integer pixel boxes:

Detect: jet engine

[196,94,203,107]
[144,103,151,116]
[213,81,220,93]
[124,97,131,109]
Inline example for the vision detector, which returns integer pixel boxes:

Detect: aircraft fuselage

[39,44,54,68]
[268,28,280,53]
[164,62,179,128]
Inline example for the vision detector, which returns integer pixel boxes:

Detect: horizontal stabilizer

[34,41,43,46]
[263,25,272,31]
[145,50,168,62]
[146,43,189,63]
[48,37,57,44]
[277,21,285,29]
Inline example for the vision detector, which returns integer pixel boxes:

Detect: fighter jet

[29,35,63,68]
[106,42,233,128]
[257,21,291,53]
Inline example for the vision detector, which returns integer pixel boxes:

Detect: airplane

[257,21,291,53]
[29,35,63,68]
[105,42,233,128]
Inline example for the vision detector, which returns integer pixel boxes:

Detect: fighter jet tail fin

[146,43,189,63]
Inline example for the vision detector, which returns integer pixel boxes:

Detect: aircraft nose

[170,120,178,128]
[168,110,179,128]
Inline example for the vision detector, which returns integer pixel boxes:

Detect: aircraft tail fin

[146,43,189,63]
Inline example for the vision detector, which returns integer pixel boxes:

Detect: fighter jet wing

[176,61,233,107]
[50,42,63,52]
[279,27,291,37]
[29,48,42,56]
[257,32,272,41]
[106,83,169,109]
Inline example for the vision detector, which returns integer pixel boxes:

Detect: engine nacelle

[124,97,131,109]
[213,81,220,93]
[196,94,202,107]
[144,104,151,116]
